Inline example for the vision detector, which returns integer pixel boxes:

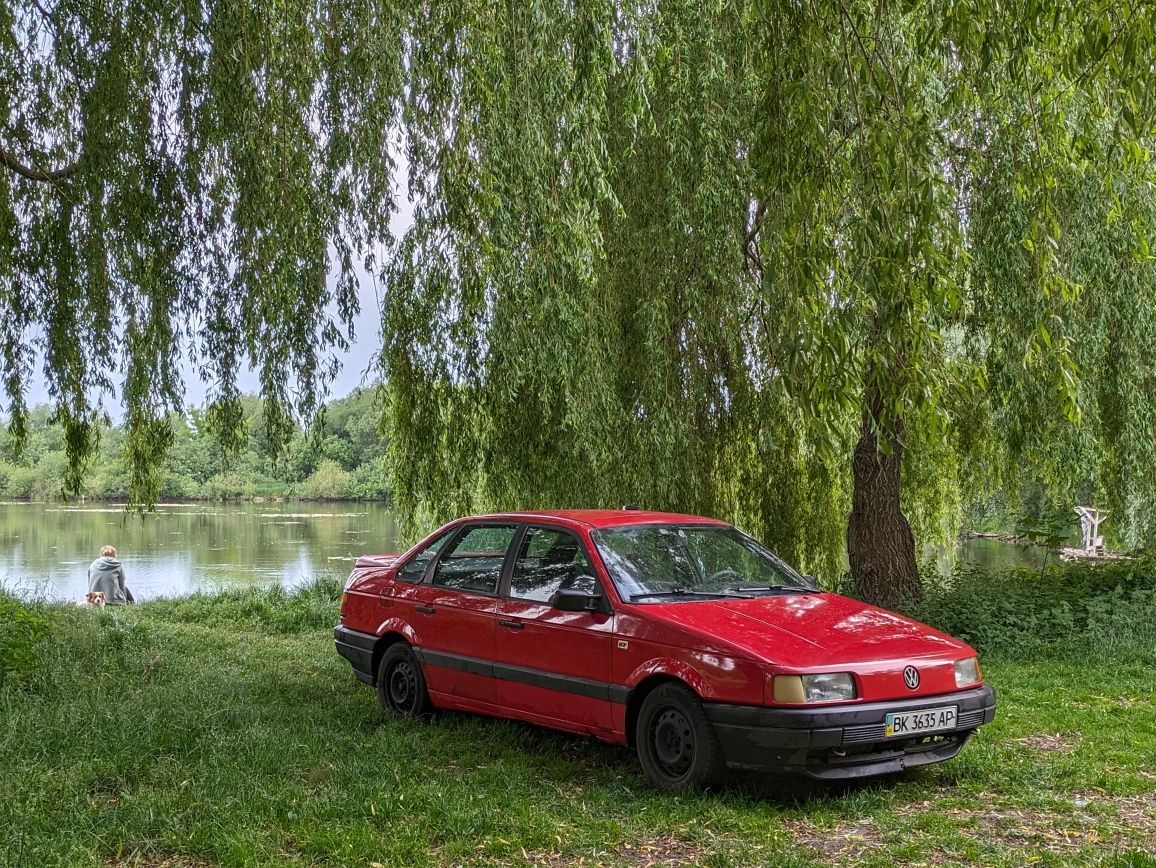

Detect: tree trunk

[846,386,922,609]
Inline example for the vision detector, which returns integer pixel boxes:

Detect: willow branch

[0,145,82,182]
[744,201,767,276]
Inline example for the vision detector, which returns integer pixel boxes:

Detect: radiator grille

[842,723,887,744]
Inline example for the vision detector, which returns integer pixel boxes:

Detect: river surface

[932,536,1053,574]
[0,501,1049,603]
[0,501,401,602]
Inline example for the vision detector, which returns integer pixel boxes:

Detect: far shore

[0,495,391,506]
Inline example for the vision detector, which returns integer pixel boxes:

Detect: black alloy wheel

[636,683,726,791]
[376,643,433,719]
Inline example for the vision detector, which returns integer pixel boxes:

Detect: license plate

[885,706,958,737]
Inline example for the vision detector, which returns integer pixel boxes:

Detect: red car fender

[622,656,716,700]
[373,616,421,648]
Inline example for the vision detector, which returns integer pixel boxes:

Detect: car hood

[639,592,970,670]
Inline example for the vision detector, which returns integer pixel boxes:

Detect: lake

[0,501,401,603]
[0,502,1050,603]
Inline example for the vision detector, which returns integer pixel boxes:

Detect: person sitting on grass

[87,545,133,605]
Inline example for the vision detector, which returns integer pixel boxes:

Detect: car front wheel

[636,683,726,791]
[376,643,433,719]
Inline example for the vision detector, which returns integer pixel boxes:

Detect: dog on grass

[66,591,107,608]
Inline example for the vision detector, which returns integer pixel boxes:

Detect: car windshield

[591,523,818,602]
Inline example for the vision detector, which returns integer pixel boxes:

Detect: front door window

[509,526,597,603]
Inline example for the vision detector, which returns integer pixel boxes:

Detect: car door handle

[497,619,523,630]
[414,604,436,615]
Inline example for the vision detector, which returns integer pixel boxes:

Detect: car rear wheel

[636,683,726,791]
[376,643,433,719]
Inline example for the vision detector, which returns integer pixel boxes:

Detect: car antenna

[621,504,641,510]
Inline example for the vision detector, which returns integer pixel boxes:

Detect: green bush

[0,595,55,688]
[346,458,391,500]
[302,459,353,499]
[899,556,1156,660]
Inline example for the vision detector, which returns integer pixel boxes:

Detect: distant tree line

[0,388,389,502]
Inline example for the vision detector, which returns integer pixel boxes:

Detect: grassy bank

[2,572,1155,866]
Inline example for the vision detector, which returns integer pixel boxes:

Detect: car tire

[376,643,433,719]
[636,682,727,791]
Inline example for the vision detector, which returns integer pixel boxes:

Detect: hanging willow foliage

[1,0,401,499]
[4,1,1156,602]
[383,0,1156,604]
[382,0,853,575]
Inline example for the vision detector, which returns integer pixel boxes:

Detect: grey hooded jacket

[87,556,128,605]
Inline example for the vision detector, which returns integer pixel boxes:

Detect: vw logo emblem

[903,666,920,690]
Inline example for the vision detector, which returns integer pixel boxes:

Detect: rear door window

[431,525,517,594]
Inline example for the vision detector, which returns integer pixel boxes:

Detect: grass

[2,581,1155,866]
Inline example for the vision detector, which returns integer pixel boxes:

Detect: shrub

[0,594,55,688]
[899,555,1156,660]
[302,459,353,499]
[346,458,391,500]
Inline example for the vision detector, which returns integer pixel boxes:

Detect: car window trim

[498,524,530,598]
[426,520,521,598]
[501,522,610,608]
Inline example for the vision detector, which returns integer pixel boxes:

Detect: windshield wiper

[630,588,753,601]
[727,584,819,594]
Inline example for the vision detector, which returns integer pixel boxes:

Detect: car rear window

[397,530,453,583]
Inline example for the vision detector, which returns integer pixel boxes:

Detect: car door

[493,524,615,734]
[409,523,517,710]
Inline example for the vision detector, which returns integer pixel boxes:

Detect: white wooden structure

[1073,506,1107,555]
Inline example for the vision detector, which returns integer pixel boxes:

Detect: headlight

[802,673,857,702]
[954,657,981,687]
[772,672,857,703]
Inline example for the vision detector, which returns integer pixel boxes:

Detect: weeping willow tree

[734,4,1156,602]
[383,0,1156,606]
[4,1,1156,606]
[969,123,1156,548]
[0,0,401,497]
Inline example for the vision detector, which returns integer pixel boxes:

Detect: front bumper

[704,683,996,779]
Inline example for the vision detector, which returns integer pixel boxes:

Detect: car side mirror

[551,587,605,613]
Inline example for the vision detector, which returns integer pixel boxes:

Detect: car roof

[462,509,731,530]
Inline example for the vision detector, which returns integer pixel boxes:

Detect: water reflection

[933,537,1054,575]
[0,502,400,602]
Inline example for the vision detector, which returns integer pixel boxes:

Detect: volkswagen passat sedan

[335,510,995,790]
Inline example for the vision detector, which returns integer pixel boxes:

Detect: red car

[335,509,995,789]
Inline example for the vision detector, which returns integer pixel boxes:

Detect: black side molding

[410,647,629,704]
